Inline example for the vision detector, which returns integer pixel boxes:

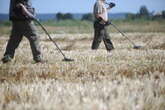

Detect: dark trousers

[91,21,114,51]
[4,21,41,60]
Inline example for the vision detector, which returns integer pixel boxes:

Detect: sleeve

[94,2,103,14]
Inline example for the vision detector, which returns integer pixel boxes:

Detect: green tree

[56,12,64,21]
[56,13,74,20]
[162,10,165,19]
[81,13,93,21]
[139,5,150,18]
[64,13,74,20]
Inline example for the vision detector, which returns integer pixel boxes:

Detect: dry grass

[0,31,165,110]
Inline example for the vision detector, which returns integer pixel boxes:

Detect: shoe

[1,55,12,63]
[107,52,113,57]
[107,49,114,57]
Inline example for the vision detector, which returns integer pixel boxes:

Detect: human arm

[95,14,107,24]
[17,3,35,19]
[94,2,115,24]
[94,3,107,23]
[107,2,116,10]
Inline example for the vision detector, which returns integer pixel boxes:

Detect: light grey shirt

[93,1,108,21]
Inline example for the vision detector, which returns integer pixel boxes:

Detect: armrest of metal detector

[96,17,111,26]
[104,20,112,26]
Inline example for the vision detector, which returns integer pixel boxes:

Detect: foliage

[56,12,74,21]
[126,5,150,20]
[138,5,150,18]
[126,5,165,20]
[0,21,11,27]
[162,10,165,19]
[81,13,93,21]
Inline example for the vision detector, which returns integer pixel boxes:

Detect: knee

[29,35,39,42]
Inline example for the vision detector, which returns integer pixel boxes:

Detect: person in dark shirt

[1,0,44,63]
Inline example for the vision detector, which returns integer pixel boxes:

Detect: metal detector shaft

[110,23,137,46]
[34,19,67,59]
[105,2,110,5]
[105,2,109,5]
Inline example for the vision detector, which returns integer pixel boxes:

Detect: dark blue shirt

[9,0,35,21]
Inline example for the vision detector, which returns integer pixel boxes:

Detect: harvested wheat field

[0,32,165,110]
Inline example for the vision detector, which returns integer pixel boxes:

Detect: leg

[2,25,23,63]
[91,22,104,50]
[24,21,42,61]
[4,25,23,58]
[103,27,114,51]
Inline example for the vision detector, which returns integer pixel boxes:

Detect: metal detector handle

[105,2,116,8]
[110,23,136,46]
[33,19,67,59]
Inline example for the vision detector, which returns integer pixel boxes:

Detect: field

[0,20,165,110]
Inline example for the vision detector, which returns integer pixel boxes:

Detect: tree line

[55,6,165,21]
[126,5,165,20]
[56,12,93,21]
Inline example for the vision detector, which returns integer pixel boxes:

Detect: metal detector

[110,22,142,49]
[34,19,74,62]
[104,2,142,49]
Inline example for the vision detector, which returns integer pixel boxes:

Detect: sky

[0,0,165,14]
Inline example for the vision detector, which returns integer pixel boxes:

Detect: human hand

[16,3,36,20]
[16,3,24,8]
[109,2,116,8]
[105,20,111,26]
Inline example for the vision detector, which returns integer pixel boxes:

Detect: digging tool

[34,19,74,62]
[109,22,142,49]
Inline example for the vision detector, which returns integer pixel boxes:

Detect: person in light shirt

[92,0,115,53]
